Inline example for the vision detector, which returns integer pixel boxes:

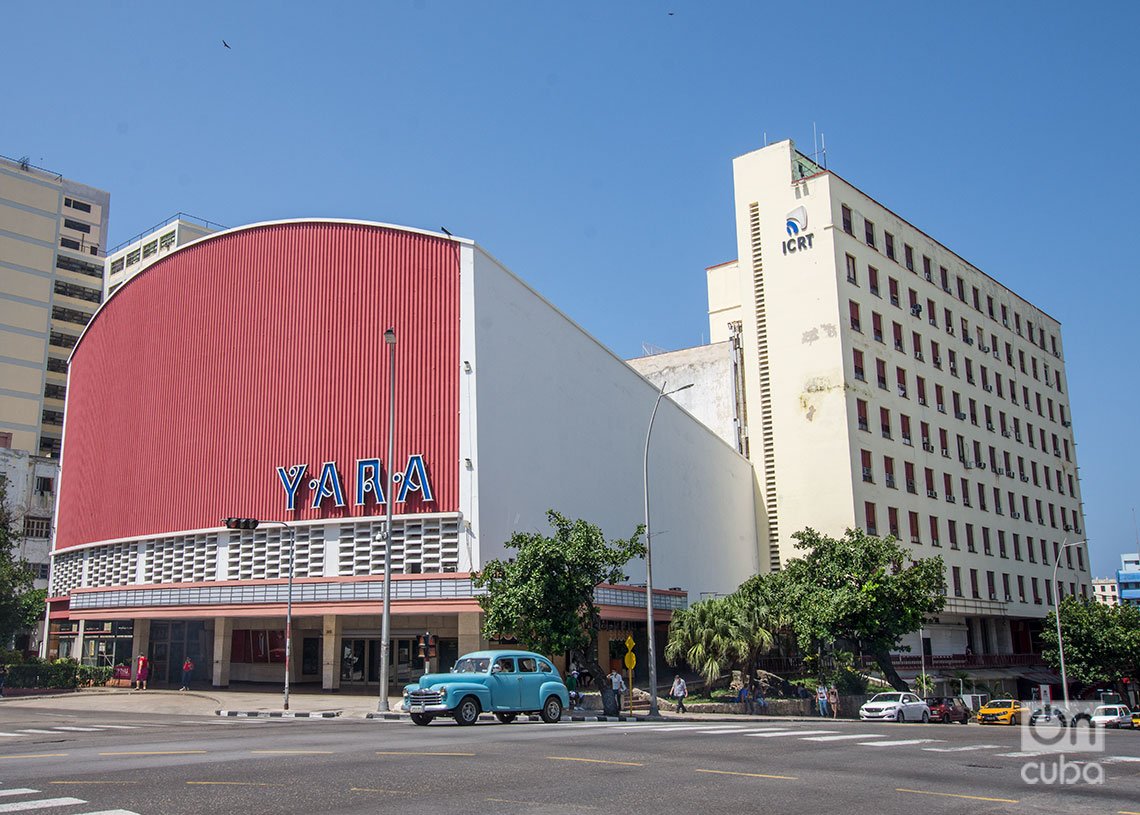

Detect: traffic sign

[624,635,635,651]
[624,652,636,670]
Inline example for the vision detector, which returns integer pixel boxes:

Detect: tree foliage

[665,582,780,685]
[472,510,644,676]
[0,475,37,647]
[777,528,946,691]
[1040,597,1140,685]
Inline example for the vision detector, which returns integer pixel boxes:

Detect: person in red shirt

[134,654,149,691]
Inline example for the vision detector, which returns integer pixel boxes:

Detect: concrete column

[457,611,484,656]
[73,619,86,663]
[321,614,342,691]
[130,619,150,679]
[212,617,232,688]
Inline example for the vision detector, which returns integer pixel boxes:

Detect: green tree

[663,590,778,686]
[779,527,946,692]
[0,475,37,647]
[1040,597,1140,688]
[472,510,644,682]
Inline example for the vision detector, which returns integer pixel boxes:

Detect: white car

[860,692,931,722]
[1090,705,1133,728]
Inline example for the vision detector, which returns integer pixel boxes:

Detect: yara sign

[275,455,434,511]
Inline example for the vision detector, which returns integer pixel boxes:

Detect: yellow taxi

[1132,709,1139,729]
[976,698,1027,725]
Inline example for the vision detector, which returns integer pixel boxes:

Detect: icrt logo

[782,206,814,255]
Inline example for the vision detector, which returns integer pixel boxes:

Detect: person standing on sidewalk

[670,675,688,713]
[134,654,149,691]
[816,683,829,717]
[827,685,840,719]
[180,657,194,691]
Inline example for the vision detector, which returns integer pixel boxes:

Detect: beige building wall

[0,156,109,458]
[714,140,1090,656]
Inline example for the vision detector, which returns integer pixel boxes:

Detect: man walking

[671,675,688,713]
[816,683,829,717]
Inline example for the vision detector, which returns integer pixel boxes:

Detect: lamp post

[222,518,294,710]
[919,625,927,696]
[1052,537,1086,713]
[377,327,397,712]
[643,380,693,718]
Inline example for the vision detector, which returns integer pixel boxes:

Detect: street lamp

[643,380,693,718]
[1052,537,1086,713]
[919,624,927,696]
[377,327,397,712]
[222,517,295,710]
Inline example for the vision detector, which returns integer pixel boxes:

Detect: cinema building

[46,220,758,689]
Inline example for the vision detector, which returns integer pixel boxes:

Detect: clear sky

[5,1,1137,577]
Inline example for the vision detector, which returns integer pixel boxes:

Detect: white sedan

[1090,705,1133,728]
[859,692,931,722]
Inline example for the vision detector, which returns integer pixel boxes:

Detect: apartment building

[1092,576,1119,607]
[103,214,220,299]
[0,155,109,459]
[1118,553,1140,608]
[706,140,1090,665]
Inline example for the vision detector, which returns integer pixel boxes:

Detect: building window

[0,432,11,449]
[885,233,895,261]
[888,507,900,537]
[22,517,51,539]
[63,218,92,234]
[864,502,878,536]
[970,568,980,599]
[888,277,900,307]
[853,349,865,381]
[846,254,857,284]
[857,398,869,431]
[876,358,888,390]
[842,205,853,234]
[159,230,176,249]
[849,300,861,332]
[35,476,54,495]
[952,566,962,596]
[60,236,81,250]
[865,219,876,249]
[861,449,874,483]
[904,244,914,272]
[929,516,940,547]
[64,197,92,213]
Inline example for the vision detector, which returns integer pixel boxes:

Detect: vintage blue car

[402,650,569,726]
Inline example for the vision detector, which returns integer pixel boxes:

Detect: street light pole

[378,327,397,712]
[643,381,693,719]
[1052,537,1085,712]
[919,625,927,696]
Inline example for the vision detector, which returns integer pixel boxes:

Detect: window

[159,230,176,249]
[939,266,950,291]
[842,205,853,234]
[900,413,912,444]
[998,530,1007,558]
[966,524,976,553]
[897,368,909,400]
[23,517,51,538]
[929,516,940,546]
[60,236,81,250]
[884,456,896,487]
[970,568,980,599]
[876,358,888,390]
[865,219,876,249]
[893,322,905,353]
[888,507,900,537]
[888,277,900,307]
[956,276,966,302]
[904,244,914,272]
[905,462,916,493]
[63,218,91,234]
[849,300,861,332]
[65,197,92,213]
[982,527,992,556]
[857,399,869,431]
[952,566,962,596]
[869,266,880,296]
[885,233,895,261]
[880,407,892,439]
[864,502,878,536]
[0,432,10,448]
[909,511,921,543]
[853,349,865,381]
[846,254,858,283]
[922,256,932,280]
[873,312,883,342]
[861,449,874,483]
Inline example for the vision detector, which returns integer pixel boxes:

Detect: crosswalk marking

[1102,756,1140,764]
[0,798,87,813]
[74,811,144,815]
[922,745,1000,752]
[0,792,37,798]
[0,734,24,738]
[995,751,1048,758]
[14,731,57,736]
[51,728,101,733]
[86,726,139,731]
[802,733,887,742]
[690,728,752,734]
[748,730,838,738]
[858,739,939,747]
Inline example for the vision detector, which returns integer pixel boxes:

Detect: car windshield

[452,657,490,673]
[1093,706,1119,716]
[926,697,946,705]
[989,700,1013,708]
[871,693,903,703]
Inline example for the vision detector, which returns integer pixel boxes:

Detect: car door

[903,694,922,721]
[490,656,520,710]
[516,657,544,710]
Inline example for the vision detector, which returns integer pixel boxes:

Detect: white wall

[467,248,759,597]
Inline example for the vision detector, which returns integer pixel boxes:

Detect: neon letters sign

[275,455,434,511]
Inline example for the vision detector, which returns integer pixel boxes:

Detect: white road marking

[858,738,940,747]
[922,744,1000,752]
[0,792,38,798]
[995,751,1048,757]
[0,734,24,738]
[690,727,752,734]
[1102,756,1140,763]
[72,811,144,815]
[748,730,838,737]
[14,731,56,735]
[803,733,887,742]
[0,799,88,813]
[85,726,139,730]
[51,727,101,733]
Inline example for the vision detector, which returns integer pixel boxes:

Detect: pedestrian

[566,670,580,708]
[0,663,7,698]
[816,683,829,717]
[180,656,194,691]
[738,682,754,715]
[753,682,768,715]
[134,654,149,691]
[670,675,688,713]
[608,669,626,695]
[827,685,840,719]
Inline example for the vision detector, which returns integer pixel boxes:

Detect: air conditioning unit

[898,386,908,398]
[918,396,928,406]
[933,355,942,365]
[1004,594,1013,602]
[1062,420,1071,427]
[929,317,938,327]
[915,351,925,361]
[965,336,974,346]
[911,304,922,317]
[885,474,896,487]
[924,271,933,282]
[980,344,990,353]
[986,422,995,430]
[895,341,905,352]
[977,461,987,471]
[923,442,935,452]
[950,364,959,375]
[984,385,994,392]
[1011,511,1021,519]
[994,467,1004,475]
[1001,430,1011,437]
[1002,318,1010,328]
[1020,475,1030,482]
[902,436,913,446]
[989,592,998,600]
[941,449,951,458]
[1015,433,1023,442]
[964,462,973,470]
[937,403,946,413]
[946,495,956,503]
[948,327,956,337]
[862,467,874,481]
[927,489,938,498]
[1064,524,1073,531]
[955,411,967,420]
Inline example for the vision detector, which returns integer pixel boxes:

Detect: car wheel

[410,713,433,726]
[921,711,930,723]
[494,712,517,724]
[1008,714,1018,726]
[895,710,905,723]
[453,696,480,726]
[540,695,563,723]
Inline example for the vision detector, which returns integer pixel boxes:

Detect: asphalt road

[0,707,1138,815]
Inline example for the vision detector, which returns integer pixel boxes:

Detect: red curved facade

[55,222,460,550]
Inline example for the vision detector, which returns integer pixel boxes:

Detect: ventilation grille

[750,202,780,571]
[145,535,218,584]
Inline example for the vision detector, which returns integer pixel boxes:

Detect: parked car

[1090,705,1133,728]
[402,650,569,726]
[859,692,930,722]
[925,696,970,724]
[1132,709,1140,730]
[976,698,1027,726]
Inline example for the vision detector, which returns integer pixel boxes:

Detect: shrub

[2,658,111,689]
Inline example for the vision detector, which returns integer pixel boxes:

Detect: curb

[367,711,648,723]
[215,709,341,718]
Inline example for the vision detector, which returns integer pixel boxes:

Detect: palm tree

[665,593,780,687]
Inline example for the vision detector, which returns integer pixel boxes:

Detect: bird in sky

[222,40,231,49]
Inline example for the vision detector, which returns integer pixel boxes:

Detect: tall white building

[104,214,221,298]
[699,140,1089,667]
[1092,577,1119,607]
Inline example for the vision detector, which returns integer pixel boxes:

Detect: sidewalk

[0,685,855,724]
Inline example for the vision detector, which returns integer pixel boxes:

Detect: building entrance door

[339,638,419,686]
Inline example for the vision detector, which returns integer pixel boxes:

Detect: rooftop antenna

[763,131,768,146]
[821,132,827,168]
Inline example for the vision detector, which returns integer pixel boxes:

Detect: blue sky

[5,1,1137,577]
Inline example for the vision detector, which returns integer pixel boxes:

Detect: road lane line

[375,751,475,757]
[922,744,1000,752]
[0,798,87,812]
[0,755,67,760]
[52,727,102,732]
[695,769,797,781]
[70,810,144,815]
[859,739,938,747]
[896,788,1018,803]
[250,750,334,755]
[694,728,753,734]
[350,788,414,795]
[186,782,282,787]
[86,726,139,730]
[748,730,837,737]
[15,731,57,735]
[1103,757,1140,763]
[995,751,1047,757]
[98,751,207,756]
[803,733,887,742]
[49,782,140,786]
[546,756,643,767]
[486,798,598,809]
[0,792,37,798]
[0,734,24,738]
